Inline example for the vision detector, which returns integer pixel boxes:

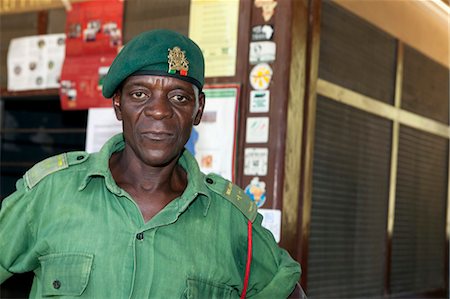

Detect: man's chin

[139,150,181,168]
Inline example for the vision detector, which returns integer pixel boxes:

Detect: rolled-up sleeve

[247,214,301,298]
[0,179,38,284]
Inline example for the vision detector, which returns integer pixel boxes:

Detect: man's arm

[0,179,37,284]
[246,213,302,298]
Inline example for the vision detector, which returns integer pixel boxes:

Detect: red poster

[60,0,123,110]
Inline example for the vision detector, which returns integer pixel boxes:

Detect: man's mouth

[141,131,174,141]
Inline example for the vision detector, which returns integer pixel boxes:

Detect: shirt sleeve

[246,213,301,299]
[0,178,38,284]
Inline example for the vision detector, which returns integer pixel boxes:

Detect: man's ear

[112,92,122,121]
[193,92,205,125]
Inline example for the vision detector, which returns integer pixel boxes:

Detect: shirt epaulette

[204,173,257,222]
[24,151,89,189]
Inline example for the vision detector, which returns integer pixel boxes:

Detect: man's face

[112,75,205,167]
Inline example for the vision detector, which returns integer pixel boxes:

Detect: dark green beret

[102,29,205,98]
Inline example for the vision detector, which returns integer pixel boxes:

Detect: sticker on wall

[249,63,273,90]
[258,209,281,242]
[254,0,278,22]
[245,177,267,208]
[249,41,276,64]
[244,147,268,176]
[251,25,274,41]
[246,117,269,143]
[250,90,270,113]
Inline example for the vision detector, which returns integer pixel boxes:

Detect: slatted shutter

[307,97,391,299]
[307,2,398,298]
[389,43,449,296]
[318,1,396,104]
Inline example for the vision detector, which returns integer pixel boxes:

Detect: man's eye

[131,92,147,99]
[171,95,188,103]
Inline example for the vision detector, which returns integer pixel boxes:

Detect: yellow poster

[189,0,239,78]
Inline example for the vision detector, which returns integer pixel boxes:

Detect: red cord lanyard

[240,220,253,299]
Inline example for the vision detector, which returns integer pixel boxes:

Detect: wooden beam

[0,0,85,15]
[37,10,48,35]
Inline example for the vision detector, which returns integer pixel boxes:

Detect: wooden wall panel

[123,0,190,42]
[0,12,38,88]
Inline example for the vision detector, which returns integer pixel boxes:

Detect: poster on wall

[85,85,240,182]
[189,0,239,77]
[60,0,123,111]
[7,34,66,91]
[191,85,239,181]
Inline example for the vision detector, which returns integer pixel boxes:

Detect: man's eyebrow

[170,86,195,93]
[124,81,148,88]
[123,79,195,93]
[127,80,147,86]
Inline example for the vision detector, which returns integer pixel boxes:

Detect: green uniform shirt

[0,134,300,298]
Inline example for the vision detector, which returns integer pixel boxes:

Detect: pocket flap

[39,253,94,297]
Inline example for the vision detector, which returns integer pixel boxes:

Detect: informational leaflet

[189,0,239,77]
[193,86,239,181]
[258,208,282,243]
[7,34,66,91]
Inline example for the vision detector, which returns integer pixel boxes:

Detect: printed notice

[259,209,282,243]
[189,0,239,77]
[85,108,122,153]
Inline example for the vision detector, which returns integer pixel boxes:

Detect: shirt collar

[79,133,211,215]
[177,147,211,216]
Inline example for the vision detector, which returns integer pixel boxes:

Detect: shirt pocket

[183,278,240,299]
[38,252,94,297]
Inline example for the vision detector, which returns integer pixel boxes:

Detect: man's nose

[144,95,173,120]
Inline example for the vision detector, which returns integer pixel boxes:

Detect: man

[0,29,301,298]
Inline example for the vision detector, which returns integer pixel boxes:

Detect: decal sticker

[246,117,269,143]
[254,0,278,22]
[245,177,267,208]
[249,90,270,113]
[249,41,276,64]
[244,147,269,176]
[249,63,273,90]
[251,25,274,41]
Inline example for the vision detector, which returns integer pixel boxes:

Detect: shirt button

[206,177,214,184]
[77,155,84,160]
[53,280,61,289]
[136,232,144,240]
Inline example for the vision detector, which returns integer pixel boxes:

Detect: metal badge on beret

[168,46,189,76]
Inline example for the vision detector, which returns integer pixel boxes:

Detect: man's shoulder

[203,173,257,222]
[23,151,90,190]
